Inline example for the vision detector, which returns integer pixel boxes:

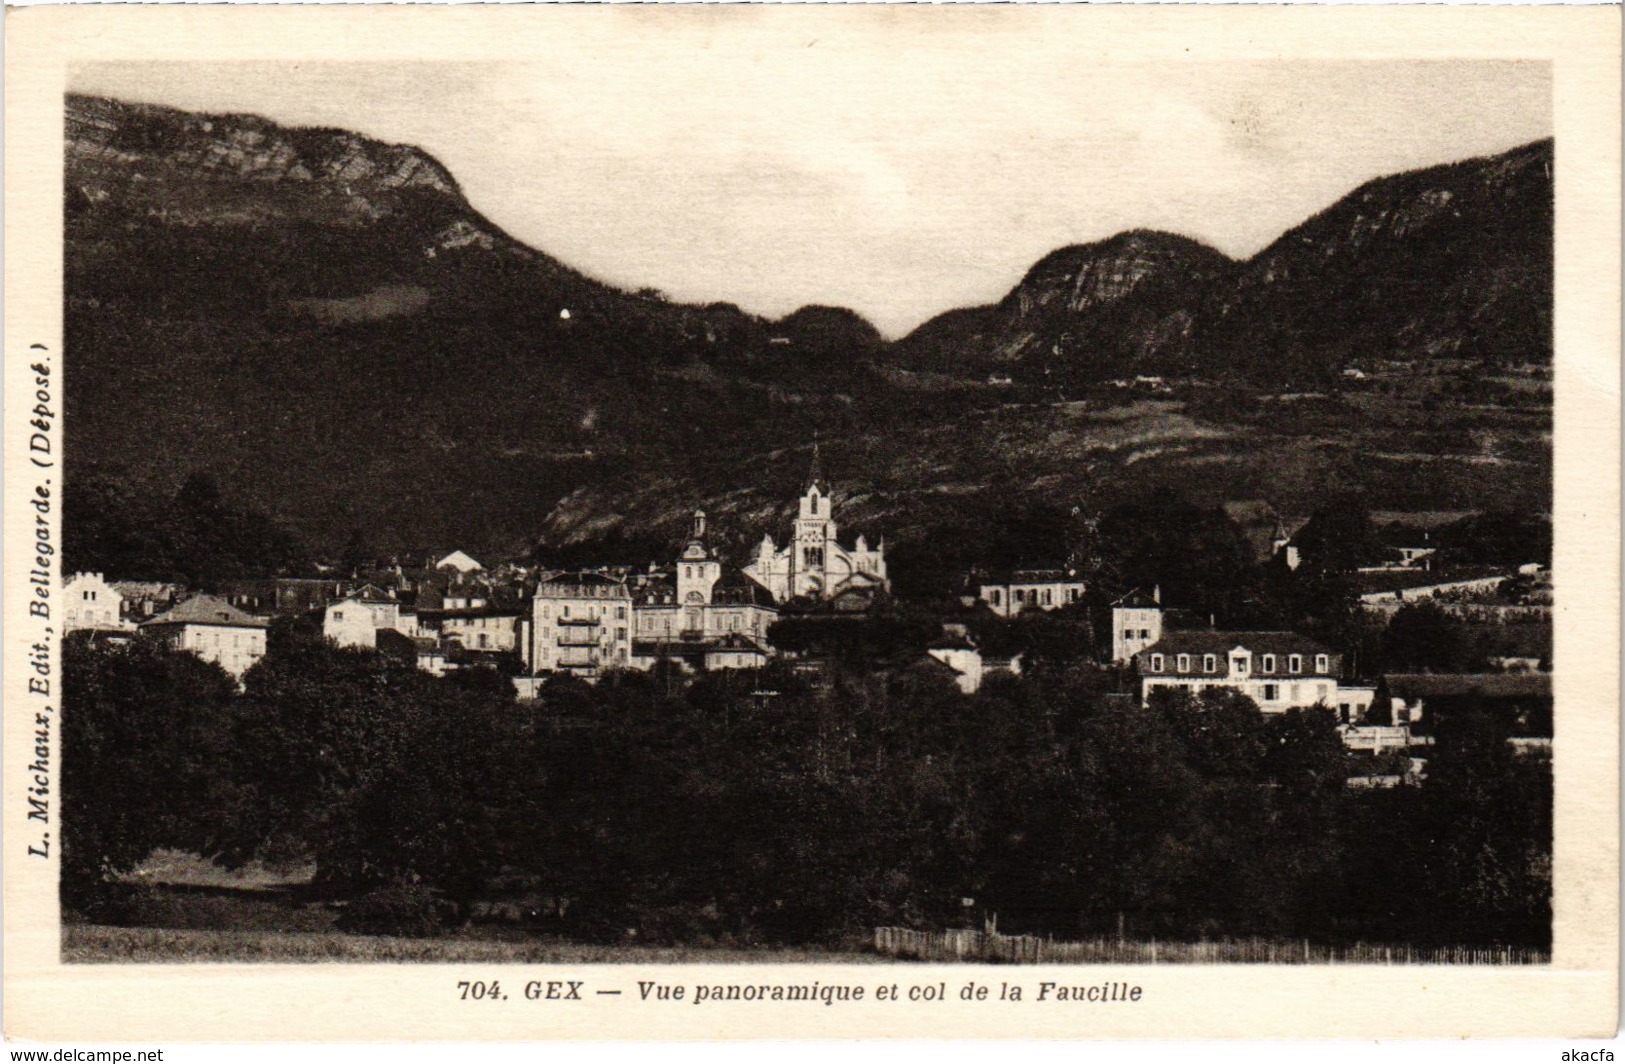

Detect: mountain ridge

[63,94,1552,567]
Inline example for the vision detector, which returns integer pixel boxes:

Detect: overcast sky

[71,53,1551,337]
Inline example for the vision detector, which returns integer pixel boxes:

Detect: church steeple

[805,434,827,494]
[682,508,713,561]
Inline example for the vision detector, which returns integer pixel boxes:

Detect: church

[743,458,889,605]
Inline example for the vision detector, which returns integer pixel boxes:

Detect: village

[62,455,1553,791]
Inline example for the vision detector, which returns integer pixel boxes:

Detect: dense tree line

[63,631,1550,951]
[65,470,310,588]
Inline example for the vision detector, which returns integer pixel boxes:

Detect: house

[441,583,490,611]
[1137,630,1351,712]
[323,585,418,649]
[526,570,633,679]
[1383,673,1552,731]
[1110,587,1163,664]
[1270,518,1303,571]
[217,578,352,617]
[976,567,1084,619]
[140,593,268,680]
[440,609,522,654]
[926,631,983,695]
[1338,724,1423,756]
[436,550,483,574]
[743,453,888,605]
[64,572,129,633]
[377,629,451,677]
[704,633,772,671]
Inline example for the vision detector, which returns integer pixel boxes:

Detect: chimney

[1153,585,1161,605]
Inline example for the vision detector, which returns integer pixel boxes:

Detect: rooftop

[143,593,268,629]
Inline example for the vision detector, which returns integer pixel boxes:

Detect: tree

[61,635,240,916]
[1091,491,1262,624]
[1416,707,1552,948]
[1149,687,1267,781]
[1383,603,1474,671]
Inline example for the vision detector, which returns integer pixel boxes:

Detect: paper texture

[5,4,1619,1042]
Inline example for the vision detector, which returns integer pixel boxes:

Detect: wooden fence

[872,927,1546,965]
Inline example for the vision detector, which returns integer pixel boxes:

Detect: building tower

[676,510,722,634]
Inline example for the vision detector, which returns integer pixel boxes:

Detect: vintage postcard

[4,3,1619,1044]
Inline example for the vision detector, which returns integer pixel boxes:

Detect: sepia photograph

[5,3,1618,1044]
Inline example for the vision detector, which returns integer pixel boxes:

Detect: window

[1396,706,1411,724]
[1232,655,1248,675]
[617,628,627,641]
[1140,628,1151,640]
[685,566,692,578]
[1289,654,1302,674]
[333,610,344,621]
[1263,683,1279,702]
[1262,654,1276,673]
[562,605,570,619]
[1203,654,1217,673]
[617,606,627,620]
[1315,654,1330,674]
[1041,589,1052,606]
[990,589,1002,606]
[1067,588,1079,602]
[1150,654,1164,672]
[1177,654,1191,673]
[1317,684,1330,703]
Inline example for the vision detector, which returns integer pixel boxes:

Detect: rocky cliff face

[892,141,1553,382]
[69,93,463,228]
[1196,139,1553,374]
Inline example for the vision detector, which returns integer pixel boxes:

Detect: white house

[1110,587,1164,664]
[977,568,1084,618]
[440,610,522,653]
[64,572,129,633]
[926,632,984,695]
[323,586,418,649]
[141,594,268,681]
[1137,630,1352,713]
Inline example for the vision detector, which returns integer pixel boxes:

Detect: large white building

[526,571,633,679]
[1136,630,1365,714]
[743,470,887,605]
[141,593,268,681]
[633,511,778,651]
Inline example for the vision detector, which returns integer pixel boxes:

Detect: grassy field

[76,860,885,964]
[64,924,882,964]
